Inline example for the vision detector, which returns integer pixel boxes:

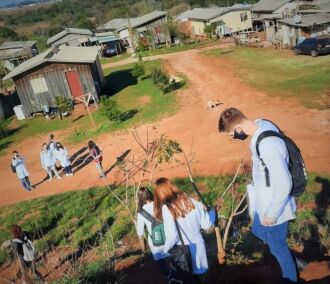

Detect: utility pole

[127,13,135,54]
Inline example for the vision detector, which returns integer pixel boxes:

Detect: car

[103,47,118,57]
[294,37,330,57]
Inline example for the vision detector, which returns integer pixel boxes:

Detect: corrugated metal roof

[279,12,330,27]
[0,41,36,50]
[175,7,226,21]
[252,0,292,12]
[115,11,167,31]
[3,46,99,80]
[47,28,93,45]
[97,18,133,31]
[210,7,252,23]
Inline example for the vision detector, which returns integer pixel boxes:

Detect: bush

[131,63,145,80]
[150,67,170,93]
[54,96,73,119]
[99,97,121,121]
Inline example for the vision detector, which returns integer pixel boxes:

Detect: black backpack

[256,122,307,197]
[139,208,166,247]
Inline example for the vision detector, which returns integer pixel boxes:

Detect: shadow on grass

[164,80,186,94]
[0,140,13,152]
[103,69,137,96]
[119,109,138,121]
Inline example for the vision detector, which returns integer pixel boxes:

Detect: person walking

[136,187,170,281]
[86,140,105,178]
[218,107,298,283]
[11,151,34,191]
[153,177,215,283]
[54,142,73,177]
[40,143,61,181]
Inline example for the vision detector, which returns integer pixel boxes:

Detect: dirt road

[0,44,329,207]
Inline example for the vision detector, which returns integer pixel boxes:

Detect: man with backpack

[11,151,34,192]
[218,108,307,284]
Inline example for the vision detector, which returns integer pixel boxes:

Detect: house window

[30,77,49,94]
[240,12,248,22]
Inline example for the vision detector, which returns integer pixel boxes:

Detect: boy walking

[12,151,34,191]
[218,108,298,283]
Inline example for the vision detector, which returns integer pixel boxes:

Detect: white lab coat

[162,198,214,274]
[12,157,29,179]
[54,148,71,168]
[40,149,56,169]
[248,119,296,226]
[136,202,168,261]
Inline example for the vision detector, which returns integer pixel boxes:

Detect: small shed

[2,46,104,117]
[0,41,38,72]
[47,28,93,47]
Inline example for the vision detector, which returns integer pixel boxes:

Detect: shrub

[150,67,170,93]
[131,63,145,80]
[54,96,73,119]
[99,97,121,121]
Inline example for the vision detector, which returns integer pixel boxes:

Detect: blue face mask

[233,129,248,140]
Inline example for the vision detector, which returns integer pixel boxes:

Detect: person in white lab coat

[11,151,33,191]
[154,177,214,283]
[40,143,61,181]
[54,142,73,177]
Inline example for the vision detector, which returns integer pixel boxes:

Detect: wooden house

[0,41,38,73]
[47,28,93,47]
[2,46,104,117]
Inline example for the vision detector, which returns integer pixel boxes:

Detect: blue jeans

[252,214,297,283]
[20,176,31,191]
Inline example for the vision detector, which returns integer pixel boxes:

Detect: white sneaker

[69,173,74,176]
[56,175,62,179]
[65,173,69,177]
[48,177,53,182]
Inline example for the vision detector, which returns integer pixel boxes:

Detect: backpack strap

[138,208,155,223]
[174,219,185,245]
[256,130,284,187]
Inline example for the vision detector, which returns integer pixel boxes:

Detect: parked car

[294,37,330,57]
[103,47,118,57]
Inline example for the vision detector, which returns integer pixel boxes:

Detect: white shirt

[40,149,56,168]
[248,119,296,225]
[136,202,168,261]
[12,157,29,179]
[162,198,214,274]
[54,148,70,168]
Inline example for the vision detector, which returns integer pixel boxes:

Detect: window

[30,77,49,94]
[240,12,248,22]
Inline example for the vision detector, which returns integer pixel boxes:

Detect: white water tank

[13,105,26,120]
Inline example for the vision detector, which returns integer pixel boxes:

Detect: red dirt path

[0,44,329,209]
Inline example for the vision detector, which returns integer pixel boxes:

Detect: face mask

[233,129,248,140]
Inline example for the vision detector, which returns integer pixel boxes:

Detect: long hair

[10,224,23,239]
[56,142,63,151]
[88,140,95,150]
[154,177,195,221]
[137,187,154,211]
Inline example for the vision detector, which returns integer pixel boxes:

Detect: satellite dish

[294,15,302,24]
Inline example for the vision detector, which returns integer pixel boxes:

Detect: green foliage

[150,67,170,93]
[0,26,22,43]
[204,23,216,38]
[99,97,121,121]
[55,96,73,116]
[203,47,330,109]
[137,37,149,52]
[131,63,145,79]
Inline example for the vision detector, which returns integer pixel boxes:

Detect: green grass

[0,60,183,153]
[138,39,219,57]
[0,173,328,281]
[100,53,131,65]
[67,60,181,144]
[203,47,330,109]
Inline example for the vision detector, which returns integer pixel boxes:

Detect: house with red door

[2,46,104,117]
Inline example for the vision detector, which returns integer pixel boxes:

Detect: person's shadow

[104,149,131,176]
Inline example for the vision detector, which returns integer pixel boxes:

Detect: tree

[204,23,216,38]
[131,63,146,81]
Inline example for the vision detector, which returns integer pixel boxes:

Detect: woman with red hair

[154,178,215,283]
